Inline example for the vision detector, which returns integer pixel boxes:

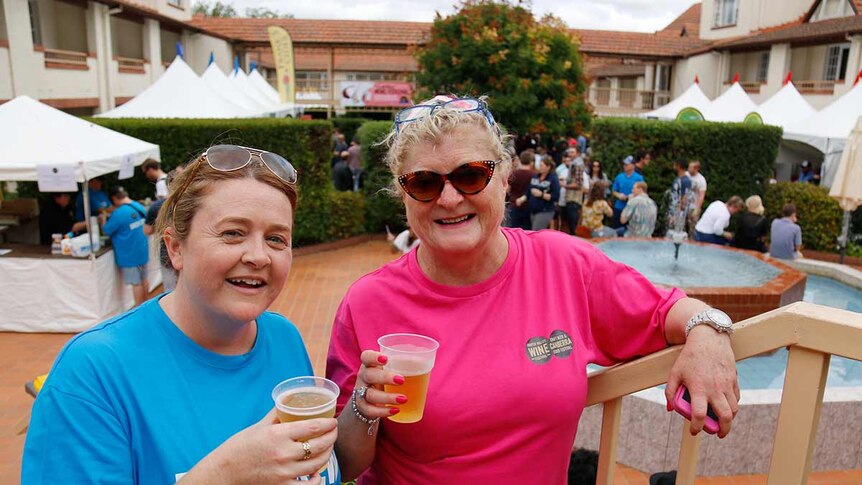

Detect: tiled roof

[588,63,647,78]
[187,16,431,45]
[659,3,701,38]
[716,13,862,50]
[94,0,232,40]
[574,29,709,57]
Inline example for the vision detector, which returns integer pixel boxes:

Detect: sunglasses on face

[398,160,497,202]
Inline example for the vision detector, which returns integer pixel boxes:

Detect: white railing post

[596,397,623,485]
[676,427,700,485]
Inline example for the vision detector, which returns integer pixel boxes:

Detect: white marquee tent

[0,96,159,181]
[755,82,816,129]
[784,81,862,186]
[230,68,303,118]
[641,82,711,120]
[702,82,758,122]
[201,63,274,115]
[97,57,254,119]
[250,69,281,104]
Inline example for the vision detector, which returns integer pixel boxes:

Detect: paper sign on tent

[36,164,77,192]
[118,155,134,180]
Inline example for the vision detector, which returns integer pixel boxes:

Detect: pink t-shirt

[326,228,685,484]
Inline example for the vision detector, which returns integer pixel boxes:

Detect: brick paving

[1,239,860,484]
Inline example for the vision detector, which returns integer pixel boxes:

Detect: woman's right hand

[530,188,543,198]
[181,409,337,485]
[354,350,408,420]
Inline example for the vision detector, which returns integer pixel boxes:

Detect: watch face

[707,309,733,328]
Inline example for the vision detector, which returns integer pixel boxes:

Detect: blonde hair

[382,96,512,185]
[745,195,764,215]
[154,153,298,245]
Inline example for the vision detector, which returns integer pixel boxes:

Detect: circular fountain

[596,239,807,322]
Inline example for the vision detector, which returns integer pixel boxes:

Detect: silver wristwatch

[684,308,733,336]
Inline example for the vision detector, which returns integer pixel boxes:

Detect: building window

[824,44,850,81]
[344,72,399,81]
[656,64,671,92]
[757,52,769,83]
[167,0,183,8]
[812,0,852,21]
[713,0,738,27]
[28,0,42,46]
[296,71,329,91]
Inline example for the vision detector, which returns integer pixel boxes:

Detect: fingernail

[378,355,388,364]
[393,375,405,385]
[396,395,408,404]
[389,407,400,415]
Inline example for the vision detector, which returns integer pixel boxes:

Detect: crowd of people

[23,96,743,484]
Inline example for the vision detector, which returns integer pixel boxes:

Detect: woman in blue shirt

[23,145,340,485]
[524,156,560,230]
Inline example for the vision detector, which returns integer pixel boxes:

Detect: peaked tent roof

[201,63,273,114]
[641,82,711,120]
[249,70,281,104]
[785,80,862,151]
[702,82,758,122]
[755,81,817,128]
[97,57,253,119]
[230,69,302,117]
[0,96,159,182]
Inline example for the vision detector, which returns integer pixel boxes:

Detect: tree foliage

[192,1,237,17]
[414,0,591,136]
[244,7,294,19]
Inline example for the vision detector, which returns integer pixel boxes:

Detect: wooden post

[596,397,623,485]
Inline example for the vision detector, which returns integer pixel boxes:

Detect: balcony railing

[116,56,146,74]
[43,48,88,70]
[590,88,671,111]
[795,80,836,95]
[587,302,862,484]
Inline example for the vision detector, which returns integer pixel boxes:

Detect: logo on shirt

[525,329,574,365]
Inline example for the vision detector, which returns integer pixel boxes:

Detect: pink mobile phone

[673,386,720,435]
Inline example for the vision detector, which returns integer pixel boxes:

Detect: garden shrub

[332,117,370,144]
[763,182,843,252]
[591,118,782,236]
[357,121,407,234]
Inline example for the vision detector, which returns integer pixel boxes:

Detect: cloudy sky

[223,0,700,32]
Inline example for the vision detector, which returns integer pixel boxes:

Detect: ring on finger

[300,440,312,461]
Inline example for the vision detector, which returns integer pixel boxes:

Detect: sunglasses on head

[394,97,497,137]
[202,144,298,184]
[398,160,497,202]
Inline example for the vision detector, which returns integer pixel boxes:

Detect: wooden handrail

[587,302,862,484]
[43,47,88,68]
[795,80,836,94]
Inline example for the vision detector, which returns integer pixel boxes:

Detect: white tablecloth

[0,236,162,332]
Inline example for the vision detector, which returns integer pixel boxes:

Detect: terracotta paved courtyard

[1,239,860,484]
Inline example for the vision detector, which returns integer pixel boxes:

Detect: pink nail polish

[389,407,400,415]
[378,355,388,364]
[396,395,408,404]
[393,375,405,385]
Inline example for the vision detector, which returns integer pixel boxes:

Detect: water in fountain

[665,176,692,260]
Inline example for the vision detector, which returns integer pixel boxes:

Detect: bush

[592,118,782,235]
[332,117,370,144]
[762,182,843,252]
[357,121,407,234]
[88,117,355,247]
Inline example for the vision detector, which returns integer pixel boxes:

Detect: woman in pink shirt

[327,96,739,484]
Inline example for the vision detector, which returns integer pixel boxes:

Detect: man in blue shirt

[611,156,645,228]
[102,186,149,306]
[669,159,692,232]
[75,177,112,221]
[770,204,803,260]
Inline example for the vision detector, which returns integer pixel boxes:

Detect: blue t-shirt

[527,172,560,214]
[671,175,692,210]
[75,189,112,221]
[22,298,341,484]
[770,217,802,259]
[611,172,645,211]
[103,201,149,268]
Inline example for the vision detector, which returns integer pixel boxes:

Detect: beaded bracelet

[351,386,380,436]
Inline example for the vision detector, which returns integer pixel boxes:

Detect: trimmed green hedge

[88,118,363,247]
[332,117,370,144]
[592,118,782,235]
[357,121,407,234]
[763,182,843,252]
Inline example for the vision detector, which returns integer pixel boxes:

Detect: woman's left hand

[664,325,739,438]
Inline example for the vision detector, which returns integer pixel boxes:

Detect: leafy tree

[192,1,237,17]
[245,7,294,18]
[414,0,591,136]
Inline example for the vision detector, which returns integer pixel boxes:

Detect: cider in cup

[272,377,339,473]
[378,333,439,424]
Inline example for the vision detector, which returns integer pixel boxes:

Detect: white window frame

[28,0,42,46]
[167,0,184,8]
[713,0,739,28]
[823,44,850,81]
[812,0,852,21]
[757,52,770,83]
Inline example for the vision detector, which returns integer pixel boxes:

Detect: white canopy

[0,96,159,182]
[97,57,253,119]
[755,82,817,129]
[784,81,862,186]
[249,69,281,104]
[702,82,758,122]
[231,69,303,118]
[641,82,711,120]
[201,63,273,115]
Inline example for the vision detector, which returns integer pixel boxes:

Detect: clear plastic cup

[378,333,439,423]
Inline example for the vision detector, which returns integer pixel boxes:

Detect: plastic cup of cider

[272,376,339,423]
[378,333,440,424]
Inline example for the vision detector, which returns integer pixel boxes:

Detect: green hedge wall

[332,117,370,144]
[591,118,782,234]
[88,118,364,247]
[357,121,407,234]
[763,182,843,252]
